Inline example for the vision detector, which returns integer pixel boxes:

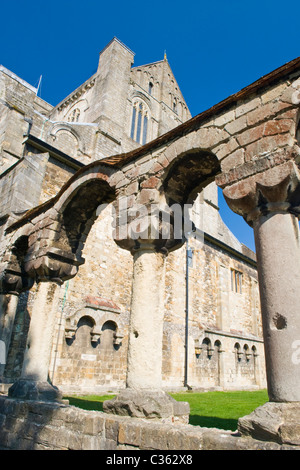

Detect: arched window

[202,337,213,359]
[148,82,153,95]
[130,101,149,145]
[214,340,222,353]
[234,342,242,363]
[101,321,117,351]
[68,108,80,123]
[243,344,250,362]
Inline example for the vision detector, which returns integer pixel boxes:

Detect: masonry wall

[0,397,293,450]
[1,191,266,393]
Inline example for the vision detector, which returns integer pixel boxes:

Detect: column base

[103,389,190,424]
[8,379,63,403]
[238,401,300,446]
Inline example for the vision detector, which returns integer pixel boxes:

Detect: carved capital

[0,244,34,295]
[24,247,85,284]
[0,264,34,295]
[222,160,300,225]
[113,200,189,254]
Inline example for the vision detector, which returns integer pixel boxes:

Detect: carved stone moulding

[0,265,34,295]
[221,159,300,225]
[25,247,85,284]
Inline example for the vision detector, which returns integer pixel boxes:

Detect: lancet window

[130,101,149,145]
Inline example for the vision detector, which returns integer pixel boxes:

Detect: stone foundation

[0,396,298,451]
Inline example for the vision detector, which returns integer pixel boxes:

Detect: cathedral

[0,38,266,395]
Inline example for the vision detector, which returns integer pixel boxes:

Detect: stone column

[253,208,300,402]
[223,161,300,403]
[126,243,166,390]
[221,160,300,444]
[103,243,189,422]
[0,294,19,379]
[8,281,63,402]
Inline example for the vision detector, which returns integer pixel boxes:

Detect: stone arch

[52,167,117,259]
[101,320,118,351]
[201,337,214,359]
[64,307,124,346]
[243,343,251,362]
[161,148,221,205]
[130,90,152,110]
[48,123,85,156]
[64,98,89,123]
[234,342,242,363]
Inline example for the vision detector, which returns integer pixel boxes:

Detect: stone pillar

[220,159,300,444]
[103,243,189,422]
[8,281,63,402]
[126,243,166,390]
[253,209,300,402]
[0,294,19,379]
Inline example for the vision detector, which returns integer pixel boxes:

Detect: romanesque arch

[1,57,300,438]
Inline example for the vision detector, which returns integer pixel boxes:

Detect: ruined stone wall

[35,197,265,394]
[0,397,293,450]
[3,38,288,396]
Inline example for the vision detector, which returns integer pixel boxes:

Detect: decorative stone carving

[220,157,300,225]
[90,325,102,343]
[0,238,34,295]
[25,247,84,284]
[64,304,124,347]
[0,263,33,295]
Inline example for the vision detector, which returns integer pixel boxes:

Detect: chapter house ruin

[0,38,300,450]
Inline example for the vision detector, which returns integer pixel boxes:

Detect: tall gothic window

[130,101,149,145]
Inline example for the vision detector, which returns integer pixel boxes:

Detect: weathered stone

[0,396,298,450]
[8,379,63,402]
[238,402,300,446]
[1,38,300,407]
[103,389,189,423]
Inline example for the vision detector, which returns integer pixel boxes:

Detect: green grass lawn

[65,389,268,432]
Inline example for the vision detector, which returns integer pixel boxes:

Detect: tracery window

[68,108,80,123]
[130,101,149,145]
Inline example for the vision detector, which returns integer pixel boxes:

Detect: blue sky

[1,0,299,252]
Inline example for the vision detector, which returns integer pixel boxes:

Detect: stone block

[238,402,300,446]
[118,419,142,447]
[235,97,261,118]
[103,389,190,422]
